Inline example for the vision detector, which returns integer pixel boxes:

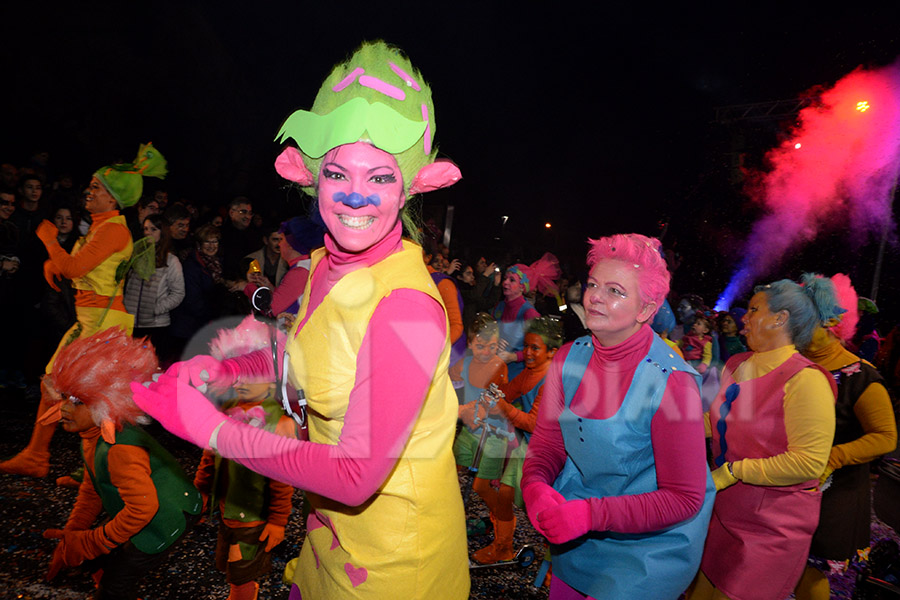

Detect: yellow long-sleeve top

[805,338,897,472]
[730,345,836,486]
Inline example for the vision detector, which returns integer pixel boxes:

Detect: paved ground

[2,384,898,599]
[0,386,548,599]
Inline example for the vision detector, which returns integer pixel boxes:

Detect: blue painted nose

[332,192,382,208]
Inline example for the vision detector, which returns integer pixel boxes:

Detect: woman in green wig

[133,42,470,599]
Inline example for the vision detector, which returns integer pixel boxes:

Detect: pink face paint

[359,75,405,101]
[389,61,421,91]
[317,142,405,253]
[332,67,365,92]
[421,104,432,154]
[344,563,368,587]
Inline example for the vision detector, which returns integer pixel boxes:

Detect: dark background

[4,3,900,319]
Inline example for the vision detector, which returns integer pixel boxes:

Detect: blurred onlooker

[0,163,18,193]
[126,195,161,240]
[220,196,259,280]
[153,188,169,211]
[12,173,48,379]
[124,214,185,368]
[39,204,79,367]
[561,281,589,342]
[163,203,192,261]
[0,190,24,388]
[460,256,502,334]
[243,215,326,320]
[169,224,240,360]
[423,236,465,368]
[244,225,288,288]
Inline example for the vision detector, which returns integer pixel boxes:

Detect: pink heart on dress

[306,511,326,532]
[344,562,368,587]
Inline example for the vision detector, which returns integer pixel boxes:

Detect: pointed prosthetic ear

[38,403,62,425]
[408,159,462,194]
[274,147,315,186]
[100,420,117,445]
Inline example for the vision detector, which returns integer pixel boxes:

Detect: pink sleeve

[524,307,541,320]
[214,289,447,506]
[588,370,708,533]
[271,266,309,315]
[521,347,569,488]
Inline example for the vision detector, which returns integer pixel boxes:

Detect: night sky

[4,3,900,316]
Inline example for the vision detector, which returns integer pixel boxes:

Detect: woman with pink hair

[494,252,560,379]
[522,233,715,599]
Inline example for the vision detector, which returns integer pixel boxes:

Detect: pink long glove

[166,355,237,392]
[522,482,566,536]
[536,499,593,544]
[130,373,228,449]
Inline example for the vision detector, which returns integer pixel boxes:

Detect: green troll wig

[273,40,461,241]
[526,316,565,350]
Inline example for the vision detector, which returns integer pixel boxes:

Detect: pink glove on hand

[166,355,236,392]
[536,499,593,544]
[522,482,566,536]
[130,373,228,449]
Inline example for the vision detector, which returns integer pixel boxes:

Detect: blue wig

[754,272,844,351]
[651,299,677,335]
[279,214,327,255]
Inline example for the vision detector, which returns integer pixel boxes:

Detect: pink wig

[208,315,286,384]
[587,233,670,313]
[829,273,859,342]
[50,327,159,429]
[509,252,561,296]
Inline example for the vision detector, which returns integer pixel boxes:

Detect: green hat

[275,41,436,196]
[93,142,167,208]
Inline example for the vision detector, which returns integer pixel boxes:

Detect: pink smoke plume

[717,58,900,310]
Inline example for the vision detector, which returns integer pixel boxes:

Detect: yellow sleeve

[828,381,897,471]
[701,341,713,367]
[733,367,835,485]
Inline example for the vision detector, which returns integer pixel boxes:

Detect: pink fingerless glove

[537,498,593,544]
[130,373,228,449]
[166,355,238,391]
[522,482,566,536]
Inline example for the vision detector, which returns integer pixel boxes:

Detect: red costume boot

[472,513,516,564]
[227,581,259,600]
[0,380,56,477]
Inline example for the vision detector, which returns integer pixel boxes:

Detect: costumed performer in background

[40,328,201,600]
[690,274,839,600]
[243,215,327,323]
[194,316,300,600]
[794,274,897,600]
[471,315,563,565]
[131,41,470,599]
[494,253,560,379]
[1,143,166,479]
[523,234,715,599]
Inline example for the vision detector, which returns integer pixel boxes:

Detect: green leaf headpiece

[275,41,436,196]
[93,142,168,208]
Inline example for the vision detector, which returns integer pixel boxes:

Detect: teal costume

[552,335,715,599]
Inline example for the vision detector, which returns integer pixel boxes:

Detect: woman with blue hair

[690,274,839,600]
